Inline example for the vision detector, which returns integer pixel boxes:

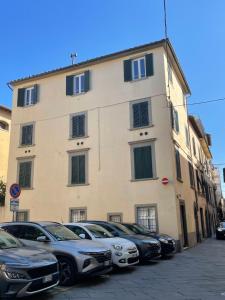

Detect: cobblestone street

[29,238,225,300]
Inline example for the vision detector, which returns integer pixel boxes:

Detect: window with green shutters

[131,141,156,180]
[21,124,34,146]
[71,113,86,138]
[175,148,182,181]
[124,53,154,82]
[170,103,179,133]
[188,162,195,188]
[66,71,90,96]
[17,85,38,107]
[131,99,151,128]
[18,161,33,188]
[185,126,190,148]
[70,151,88,185]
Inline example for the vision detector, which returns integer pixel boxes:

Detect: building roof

[9,39,191,94]
[189,115,212,159]
[0,105,11,114]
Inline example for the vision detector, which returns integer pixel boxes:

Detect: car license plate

[43,274,53,283]
[104,260,110,266]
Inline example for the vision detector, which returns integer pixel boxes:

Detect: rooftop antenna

[70,52,77,65]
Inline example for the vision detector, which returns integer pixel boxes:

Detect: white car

[64,223,139,268]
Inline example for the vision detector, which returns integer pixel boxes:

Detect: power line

[173,97,225,107]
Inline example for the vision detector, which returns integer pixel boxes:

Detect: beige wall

[0,108,11,182]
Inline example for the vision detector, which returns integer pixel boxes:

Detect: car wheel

[58,257,77,286]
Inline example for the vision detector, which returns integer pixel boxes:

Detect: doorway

[200,207,205,238]
[194,203,200,243]
[180,202,188,248]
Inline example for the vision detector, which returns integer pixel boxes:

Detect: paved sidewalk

[30,238,225,300]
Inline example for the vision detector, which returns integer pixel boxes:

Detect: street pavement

[30,238,225,300]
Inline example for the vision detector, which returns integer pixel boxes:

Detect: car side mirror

[37,236,49,242]
[79,233,86,239]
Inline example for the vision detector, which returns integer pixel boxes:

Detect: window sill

[177,178,183,183]
[18,144,35,148]
[20,187,34,190]
[67,183,90,187]
[68,136,89,140]
[131,177,158,182]
[68,92,87,97]
[19,104,37,108]
[129,76,149,83]
[129,125,154,131]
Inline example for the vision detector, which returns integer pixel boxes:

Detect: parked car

[0,228,59,299]
[64,222,139,268]
[122,223,176,256]
[82,221,161,261]
[0,222,112,286]
[216,222,225,239]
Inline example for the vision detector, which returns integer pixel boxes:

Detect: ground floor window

[70,208,87,222]
[136,205,157,232]
[16,210,29,222]
[108,213,122,223]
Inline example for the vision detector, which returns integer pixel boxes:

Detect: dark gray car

[0,229,59,299]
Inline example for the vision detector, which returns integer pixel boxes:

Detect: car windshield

[0,230,21,249]
[111,223,134,235]
[220,222,225,228]
[134,224,152,234]
[45,224,80,241]
[86,225,113,238]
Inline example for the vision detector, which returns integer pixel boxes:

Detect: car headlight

[159,238,169,243]
[112,244,123,251]
[217,228,223,232]
[5,270,28,280]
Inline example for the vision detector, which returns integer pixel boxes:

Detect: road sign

[10,183,21,199]
[10,198,19,212]
[162,177,169,185]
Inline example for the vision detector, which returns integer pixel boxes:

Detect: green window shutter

[175,150,182,180]
[133,103,140,128]
[19,161,32,188]
[124,59,132,82]
[71,156,79,184]
[32,84,38,104]
[145,53,154,77]
[140,102,149,126]
[84,70,90,92]
[78,155,85,184]
[175,110,179,132]
[133,101,149,128]
[21,125,33,145]
[71,155,86,184]
[17,88,25,107]
[66,75,74,95]
[134,146,153,179]
[72,115,85,137]
[170,103,174,129]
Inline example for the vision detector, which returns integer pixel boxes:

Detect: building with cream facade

[3,39,218,249]
[0,105,11,207]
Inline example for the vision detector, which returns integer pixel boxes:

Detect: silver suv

[1,222,112,286]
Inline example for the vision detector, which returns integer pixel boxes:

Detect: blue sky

[0,0,224,194]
